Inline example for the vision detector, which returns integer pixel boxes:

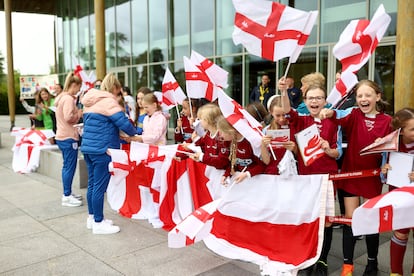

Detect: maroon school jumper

[330,108,392,199]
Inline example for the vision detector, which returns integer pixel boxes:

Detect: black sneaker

[315,261,328,276]
[362,259,378,276]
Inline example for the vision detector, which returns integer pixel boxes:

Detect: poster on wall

[20,74,59,99]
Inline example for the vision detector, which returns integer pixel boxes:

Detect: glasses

[305,96,325,101]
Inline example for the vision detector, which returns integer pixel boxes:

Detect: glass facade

[55,0,397,113]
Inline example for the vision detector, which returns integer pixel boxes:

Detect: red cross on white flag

[161,68,186,110]
[333,4,391,74]
[232,0,318,63]
[190,50,229,89]
[184,56,221,102]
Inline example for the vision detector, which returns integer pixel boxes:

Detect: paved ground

[0,114,410,275]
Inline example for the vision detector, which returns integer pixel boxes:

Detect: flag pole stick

[172,93,184,134]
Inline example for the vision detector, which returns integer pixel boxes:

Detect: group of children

[30,69,411,273]
[119,74,414,276]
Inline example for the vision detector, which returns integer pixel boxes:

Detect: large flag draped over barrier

[232,0,318,63]
[327,4,391,106]
[11,128,57,173]
[106,143,334,276]
[353,186,414,236]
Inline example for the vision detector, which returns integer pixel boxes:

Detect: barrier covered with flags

[106,143,334,276]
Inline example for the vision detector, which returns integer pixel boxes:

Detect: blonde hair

[217,116,238,175]
[301,72,325,87]
[63,72,82,92]
[100,73,122,93]
[143,93,162,111]
[197,103,222,126]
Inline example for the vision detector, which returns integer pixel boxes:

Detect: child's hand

[319,108,334,120]
[261,135,271,147]
[189,152,201,162]
[409,172,414,182]
[176,118,182,128]
[278,77,288,91]
[381,163,391,175]
[284,141,296,152]
[234,171,249,184]
[221,176,229,186]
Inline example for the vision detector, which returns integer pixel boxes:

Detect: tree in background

[0,50,25,115]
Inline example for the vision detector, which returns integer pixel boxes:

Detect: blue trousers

[83,153,111,223]
[56,139,78,196]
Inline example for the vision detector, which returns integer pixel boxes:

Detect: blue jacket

[80,89,137,154]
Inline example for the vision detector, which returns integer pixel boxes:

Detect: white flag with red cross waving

[161,68,187,110]
[190,50,229,89]
[333,4,391,74]
[217,89,263,157]
[184,56,221,102]
[232,0,318,63]
[326,70,359,107]
[352,186,414,236]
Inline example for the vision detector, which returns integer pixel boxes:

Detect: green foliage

[0,70,27,115]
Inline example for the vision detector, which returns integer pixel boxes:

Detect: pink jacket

[54,92,80,141]
[142,111,168,145]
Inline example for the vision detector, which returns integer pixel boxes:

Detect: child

[187,103,230,170]
[135,87,152,135]
[281,82,340,276]
[261,95,296,175]
[381,107,414,276]
[35,88,56,132]
[320,79,392,276]
[174,98,199,143]
[130,93,167,145]
[217,116,265,184]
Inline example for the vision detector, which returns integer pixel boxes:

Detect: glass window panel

[247,54,276,106]
[70,0,78,70]
[149,63,166,91]
[320,0,366,43]
[105,0,116,69]
[131,0,148,64]
[149,0,168,63]
[170,0,189,60]
[292,0,318,45]
[132,65,149,92]
[191,0,214,56]
[374,45,395,114]
[116,0,131,66]
[318,46,328,81]
[371,0,397,36]
[77,0,91,70]
[216,1,241,55]
[216,56,243,104]
[279,47,317,89]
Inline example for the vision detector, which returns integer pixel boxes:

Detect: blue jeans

[56,139,78,196]
[83,153,111,223]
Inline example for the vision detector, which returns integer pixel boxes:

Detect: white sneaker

[72,193,83,200]
[92,220,120,234]
[86,216,113,229]
[61,195,82,207]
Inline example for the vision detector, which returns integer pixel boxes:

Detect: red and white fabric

[11,128,57,173]
[129,142,178,163]
[333,4,391,73]
[217,89,263,157]
[190,50,229,89]
[232,0,318,63]
[161,68,187,110]
[326,70,358,107]
[352,186,414,236]
[184,56,221,102]
[204,174,333,275]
